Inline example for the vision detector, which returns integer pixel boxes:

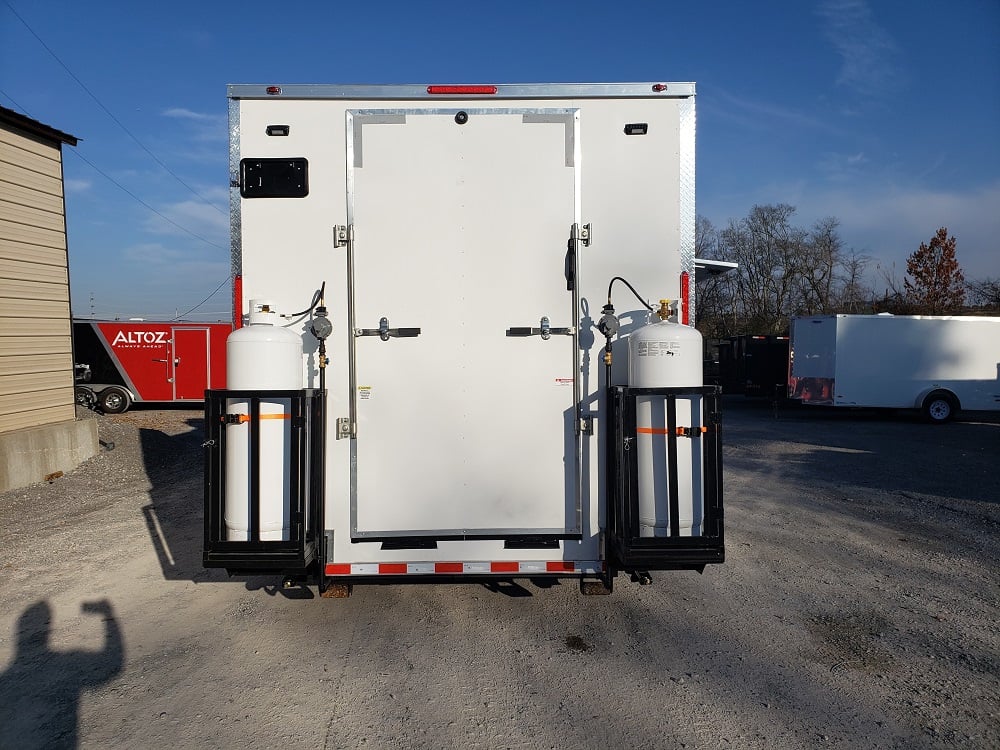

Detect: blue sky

[2,0,998,320]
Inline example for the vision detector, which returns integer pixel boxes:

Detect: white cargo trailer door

[347,108,580,539]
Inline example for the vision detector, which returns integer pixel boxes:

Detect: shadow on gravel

[138,414,216,583]
[0,599,124,748]
[721,396,1000,506]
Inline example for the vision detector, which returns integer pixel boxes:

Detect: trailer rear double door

[349,109,579,540]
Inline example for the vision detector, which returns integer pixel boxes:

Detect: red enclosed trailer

[73,320,231,413]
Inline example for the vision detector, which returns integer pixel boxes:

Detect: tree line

[694,204,999,338]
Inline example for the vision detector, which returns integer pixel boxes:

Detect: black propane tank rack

[606,385,724,572]
[203,389,325,576]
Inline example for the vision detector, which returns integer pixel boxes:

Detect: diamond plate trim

[678,96,696,325]
[228,98,242,279]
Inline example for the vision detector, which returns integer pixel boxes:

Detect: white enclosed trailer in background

[788,314,1000,423]
[204,83,724,595]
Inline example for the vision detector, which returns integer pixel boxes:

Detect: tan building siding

[0,352,73,377]
[0,117,76,433]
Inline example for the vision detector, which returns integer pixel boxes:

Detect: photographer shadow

[0,599,123,748]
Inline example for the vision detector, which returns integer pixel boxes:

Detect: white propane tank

[224,300,303,542]
[627,301,705,538]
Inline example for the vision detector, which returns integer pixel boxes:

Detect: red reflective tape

[491,561,520,573]
[379,563,408,575]
[637,427,671,434]
[233,274,243,329]
[325,563,351,576]
[546,561,576,573]
[435,562,464,574]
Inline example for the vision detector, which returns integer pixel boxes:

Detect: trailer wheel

[98,387,131,414]
[922,391,958,424]
[75,386,97,408]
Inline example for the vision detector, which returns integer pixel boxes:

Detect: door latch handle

[355,317,421,341]
[506,316,575,340]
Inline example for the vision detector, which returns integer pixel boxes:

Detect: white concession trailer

[203,83,724,595]
[788,314,1000,422]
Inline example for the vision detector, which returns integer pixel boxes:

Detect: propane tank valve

[309,305,333,341]
[597,303,619,338]
[597,304,618,367]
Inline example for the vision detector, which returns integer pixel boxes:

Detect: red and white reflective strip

[325,561,603,577]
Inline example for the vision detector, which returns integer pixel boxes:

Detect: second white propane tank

[627,301,705,538]
[224,300,303,542]
[627,304,703,388]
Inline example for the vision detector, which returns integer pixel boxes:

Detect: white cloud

[708,88,842,136]
[817,151,870,183]
[162,107,227,143]
[143,197,229,245]
[792,181,1000,281]
[818,0,904,98]
[163,107,217,122]
[77,242,231,320]
[701,181,1000,284]
[64,177,92,193]
[120,241,229,281]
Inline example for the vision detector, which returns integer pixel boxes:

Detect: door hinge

[336,417,354,439]
[333,225,349,248]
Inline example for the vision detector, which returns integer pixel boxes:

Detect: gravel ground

[0,398,997,749]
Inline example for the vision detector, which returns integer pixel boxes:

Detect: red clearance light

[652,83,668,92]
[680,271,691,325]
[427,85,498,95]
[266,86,282,95]
[233,274,243,330]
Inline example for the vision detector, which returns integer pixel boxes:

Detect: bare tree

[966,277,1000,312]
[872,261,915,314]
[794,217,842,315]
[700,204,873,334]
[694,215,735,338]
[834,249,874,313]
[718,203,804,333]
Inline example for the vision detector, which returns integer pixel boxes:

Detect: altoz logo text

[112,330,170,348]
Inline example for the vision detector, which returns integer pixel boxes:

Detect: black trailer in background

[708,334,790,399]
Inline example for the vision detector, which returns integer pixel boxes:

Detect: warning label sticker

[358,386,373,400]
[554,378,574,387]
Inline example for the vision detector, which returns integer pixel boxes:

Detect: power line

[172,275,232,321]
[0,88,231,315]
[0,90,228,250]
[65,147,228,250]
[4,0,226,217]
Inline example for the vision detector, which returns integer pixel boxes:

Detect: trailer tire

[75,386,97,408]
[922,391,958,424]
[98,386,131,414]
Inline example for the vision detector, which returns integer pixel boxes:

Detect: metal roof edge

[227,82,696,100]
[0,105,78,146]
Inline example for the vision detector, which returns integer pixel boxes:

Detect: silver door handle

[355,316,421,341]
[506,316,575,340]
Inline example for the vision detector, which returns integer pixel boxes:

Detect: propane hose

[606,276,654,312]
[287,282,327,318]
